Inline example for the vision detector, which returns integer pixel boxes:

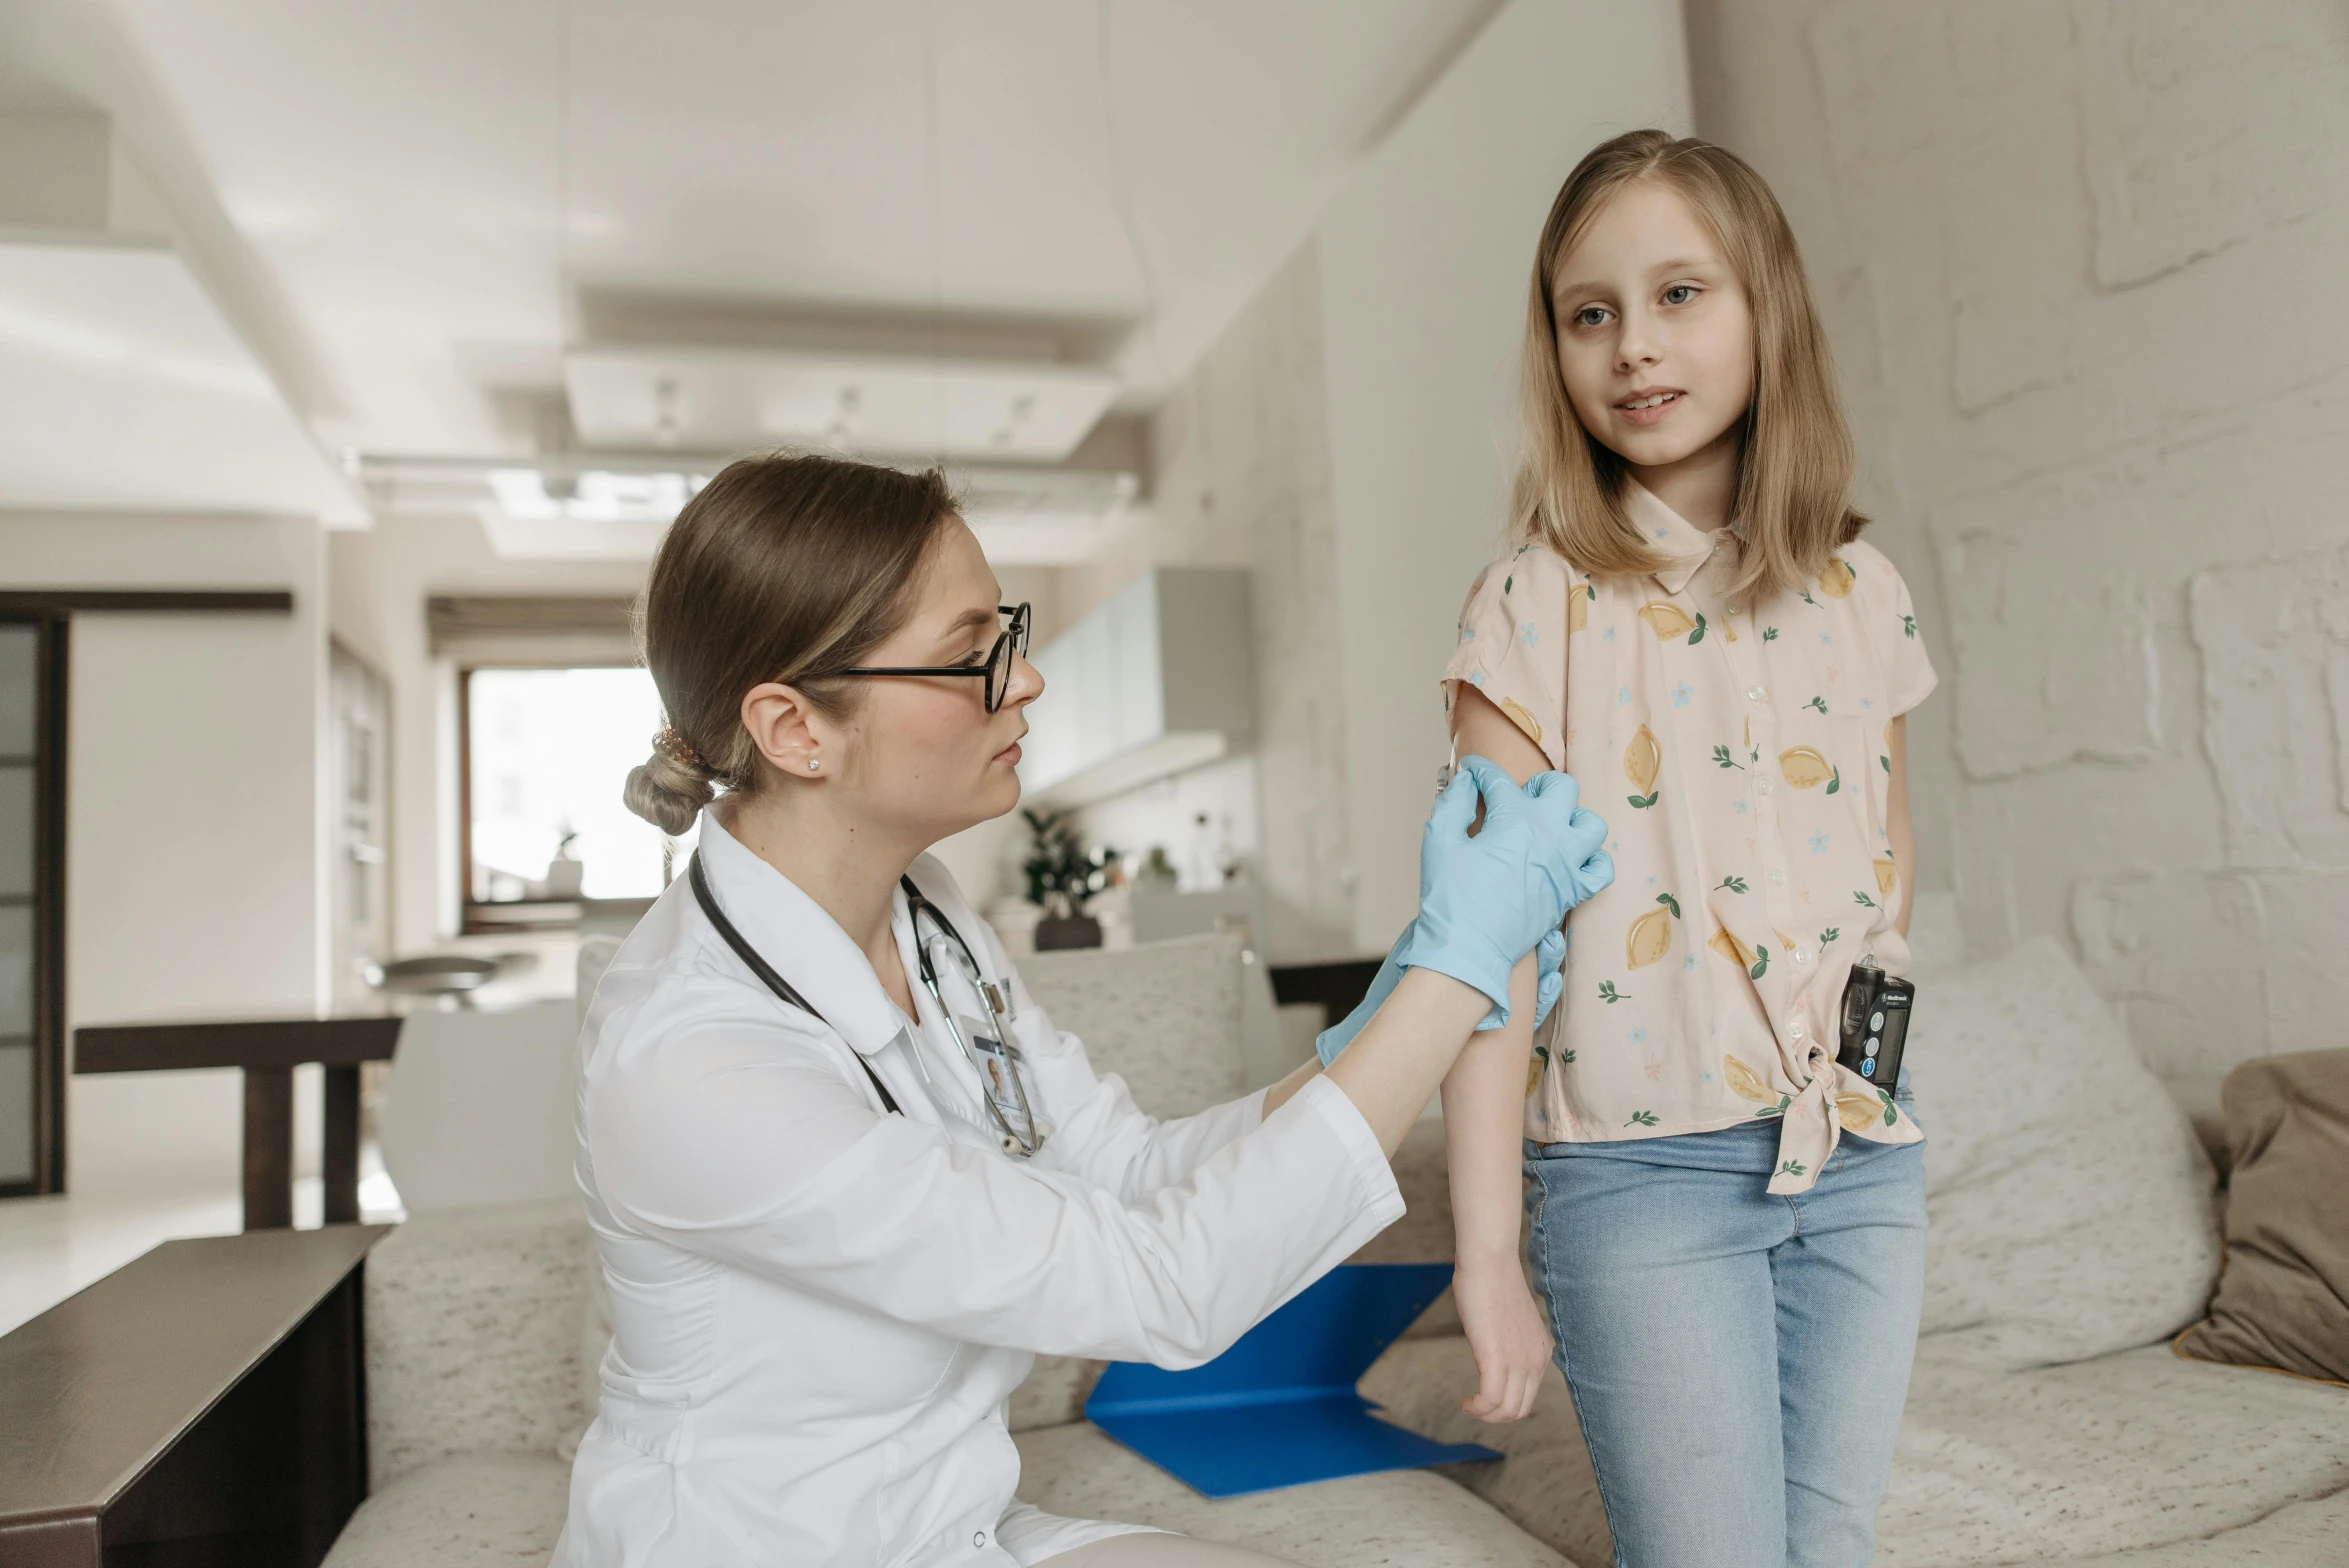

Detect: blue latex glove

[1317,758,1612,1063]
[1316,922,1567,1066]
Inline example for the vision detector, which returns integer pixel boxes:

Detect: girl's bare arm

[1442,685,1558,1422]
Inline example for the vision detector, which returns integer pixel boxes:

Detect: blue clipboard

[1083,1262,1502,1498]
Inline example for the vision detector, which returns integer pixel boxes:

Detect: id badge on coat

[957,1014,1038,1152]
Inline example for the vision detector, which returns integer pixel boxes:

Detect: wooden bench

[0,1225,388,1567]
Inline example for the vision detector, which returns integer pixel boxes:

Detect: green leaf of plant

[1825,766,1841,795]
[1749,946,1770,980]
[1854,890,1877,909]
[1763,626,1779,641]
[1657,893,1680,919]
[1881,754,1891,773]
[1688,613,1707,645]
[1628,791,1659,809]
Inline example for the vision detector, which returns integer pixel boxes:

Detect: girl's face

[1550,181,1755,485]
[822,519,1042,847]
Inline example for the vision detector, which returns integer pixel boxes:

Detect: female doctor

[557,453,1613,1568]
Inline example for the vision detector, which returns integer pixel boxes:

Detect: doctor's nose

[1002,650,1044,710]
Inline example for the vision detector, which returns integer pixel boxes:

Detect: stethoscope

[688,852,1046,1158]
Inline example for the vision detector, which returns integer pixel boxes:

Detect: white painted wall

[1,510,328,1192]
[1315,0,1691,948]
[1056,0,1691,957]
[1686,0,2349,1078]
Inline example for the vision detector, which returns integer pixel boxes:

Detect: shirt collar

[693,810,914,1058]
[1627,479,1731,596]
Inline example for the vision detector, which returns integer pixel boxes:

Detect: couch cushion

[2002,1490,2349,1566]
[321,1453,569,1568]
[1359,1332,2349,1568]
[1882,1340,2349,1565]
[1909,937,2220,1369]
[1017,934,1247,1118]
[2176,1048,2349,1384]
[1014,1421,1573,1566]
[366,1200,598,1489]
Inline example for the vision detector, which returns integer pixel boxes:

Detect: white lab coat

[553,814,1405,1567]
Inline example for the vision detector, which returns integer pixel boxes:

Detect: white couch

[325,932,2349,1566]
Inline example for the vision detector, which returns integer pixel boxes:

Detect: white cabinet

[1018,568,1254,807]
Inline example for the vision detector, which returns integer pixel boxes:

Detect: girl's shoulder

[1828,536,1912,600]
[1464,540,1588,596]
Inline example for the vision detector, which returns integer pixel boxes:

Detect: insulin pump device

[1836,959,1913,1086]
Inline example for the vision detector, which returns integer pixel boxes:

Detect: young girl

[1442,131,1936,1567]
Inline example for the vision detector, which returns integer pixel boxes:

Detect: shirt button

[974,1531,988,1548]
[1788,1019,1806,1040]
[1771,870,1786,887]
[1756,777,1774,796]
[1795,948,1811,963]
[1747,686,1768,704]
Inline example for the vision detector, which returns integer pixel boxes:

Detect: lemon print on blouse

[1626,893,1678,969]
[1819,558,1856,598]
[1637,602,1703,644]
[1779,746,1836,789]
[1526,1044,1549,1099]
[1567,581,1592,633]
[1498,696,1544,748]
[1625,724,1660,808]
[1874,856,1897,898]
[1723,1054,1772,1104]
[1836,1091,1894,1133]
[1709,926,1756,970]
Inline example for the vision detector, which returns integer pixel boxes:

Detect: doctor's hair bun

[623,451,957,831]
[624,747,713,837]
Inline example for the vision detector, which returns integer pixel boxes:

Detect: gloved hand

[1316,923,1567,1065]
[1318,757,1611,1062]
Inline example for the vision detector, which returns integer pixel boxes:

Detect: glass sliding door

[0,616,63,1195]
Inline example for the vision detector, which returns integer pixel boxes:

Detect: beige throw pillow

[2175,1049,2349,1385]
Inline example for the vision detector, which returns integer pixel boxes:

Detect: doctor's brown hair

[624,453,958,835]
[1511,129,1863,605]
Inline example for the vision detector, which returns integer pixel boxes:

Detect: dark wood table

[73,1017,404,1230]
[1268,957,1387,1030]
[0,1224,389,1568]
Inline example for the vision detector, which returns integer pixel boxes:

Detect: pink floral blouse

[1443,482,1937,1193]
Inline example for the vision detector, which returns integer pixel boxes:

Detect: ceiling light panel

[564,348,1118,462]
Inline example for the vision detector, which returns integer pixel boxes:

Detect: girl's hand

[1452,1256,1552,1423]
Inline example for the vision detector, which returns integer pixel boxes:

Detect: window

[463,667,693,917]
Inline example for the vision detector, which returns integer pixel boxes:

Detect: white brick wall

[1692,0,2349,1075]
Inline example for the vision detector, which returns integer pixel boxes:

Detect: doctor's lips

[1614,386,1685,426]
[993,728,1026,767]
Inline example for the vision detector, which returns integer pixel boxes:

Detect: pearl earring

[807,759,820,771]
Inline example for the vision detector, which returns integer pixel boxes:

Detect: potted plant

[1022,809,1113,950]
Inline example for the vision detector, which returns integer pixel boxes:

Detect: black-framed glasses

[838,603,1031,713]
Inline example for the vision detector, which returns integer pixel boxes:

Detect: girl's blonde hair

[1510,129,1862,604]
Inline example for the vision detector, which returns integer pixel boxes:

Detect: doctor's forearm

[1324,967,1494,1155]
[1260,1053,1324,1119]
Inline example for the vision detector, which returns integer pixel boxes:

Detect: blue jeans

[1526,1117,1927,1568]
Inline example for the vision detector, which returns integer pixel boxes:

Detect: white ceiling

[0,234,364,522]
[80,0,1499,460]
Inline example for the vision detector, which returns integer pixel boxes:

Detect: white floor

[0,1162,404,1337]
